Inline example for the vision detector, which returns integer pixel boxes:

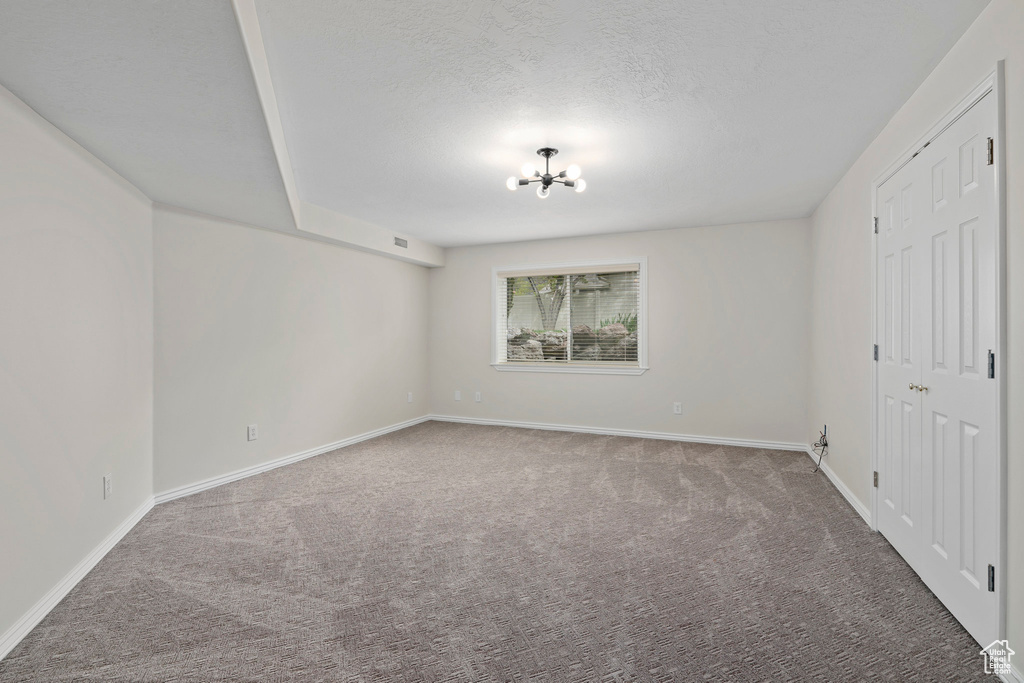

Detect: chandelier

[506,147,586,198]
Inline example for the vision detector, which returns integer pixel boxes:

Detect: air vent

[394,237,408,248]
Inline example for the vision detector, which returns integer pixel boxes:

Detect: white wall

[808,0,1023,652]
[429,219,811,445]
[0,86,153,641]
[4,0,1019,660]
[153,206,430,493]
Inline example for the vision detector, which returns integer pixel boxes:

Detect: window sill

[491,363,648,376]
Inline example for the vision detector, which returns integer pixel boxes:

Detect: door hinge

[987,137,994,166]
[873,471,879,488]
[988,564,995,592]
[873,217,879,234]
[873,344,879,361]
[988,350,995,379]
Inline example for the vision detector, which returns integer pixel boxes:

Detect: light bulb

[521,162,537,178]
[506,176,519,191]
[574,178,587,193]
[566,164,582,180]
[537,184,550,199]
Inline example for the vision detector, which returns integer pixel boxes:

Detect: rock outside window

[492,259,648,375]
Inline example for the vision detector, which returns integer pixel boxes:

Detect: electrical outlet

[454,390,461,401]
[103,474,112,500]
[475,391,481,403]
[247,424,258,441]
[407,392,413,403]
[673,402,682,415]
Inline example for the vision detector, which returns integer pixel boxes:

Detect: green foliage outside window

[598,312,638,334]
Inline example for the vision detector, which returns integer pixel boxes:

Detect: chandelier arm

[508,147,582,194]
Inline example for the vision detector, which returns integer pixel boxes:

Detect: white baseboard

[0,495,154,661]
[1,416,432,664]
[427,414,807,452]
[155,415,431,504]
[431,415,878,526]
[805,448,872,526]
[5,415,995,675]
[998,662,1024,683]
[430,416,876,528]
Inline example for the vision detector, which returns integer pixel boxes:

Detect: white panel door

[876,158,923,560]
[876,91,998,646]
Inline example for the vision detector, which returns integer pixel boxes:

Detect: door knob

[918,385,929,392]
[909,383,918,391]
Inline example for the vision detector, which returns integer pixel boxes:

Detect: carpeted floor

[0,422,992,681]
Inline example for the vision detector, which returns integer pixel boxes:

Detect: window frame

[491,257,648,375]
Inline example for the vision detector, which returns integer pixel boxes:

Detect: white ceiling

[0,0,293,231]
[0,1,991,247]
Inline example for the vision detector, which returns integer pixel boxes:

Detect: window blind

[498,267,641,365]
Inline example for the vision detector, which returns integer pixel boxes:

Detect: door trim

[869,63,1007,643]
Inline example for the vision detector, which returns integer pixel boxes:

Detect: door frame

[869,63,1007,642]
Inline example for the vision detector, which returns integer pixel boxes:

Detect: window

[492,258,648,375]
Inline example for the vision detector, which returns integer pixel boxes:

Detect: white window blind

[494,260,645,370]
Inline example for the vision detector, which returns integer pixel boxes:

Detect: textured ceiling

[255,0,989,246]
[0,1,991,247]
[0,0,293,231]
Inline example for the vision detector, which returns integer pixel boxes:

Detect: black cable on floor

[812,430,828,473]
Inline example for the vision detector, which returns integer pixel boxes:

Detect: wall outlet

[407,392,413,403]
[475,391,481,403]
[673,402,682,415]
[103,474,112,500]
[247,424,258,441]
[454,390,461,401]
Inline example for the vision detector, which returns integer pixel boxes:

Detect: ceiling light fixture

[506,148,586,197]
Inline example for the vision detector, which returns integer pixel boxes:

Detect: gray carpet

[0,422,992,681]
